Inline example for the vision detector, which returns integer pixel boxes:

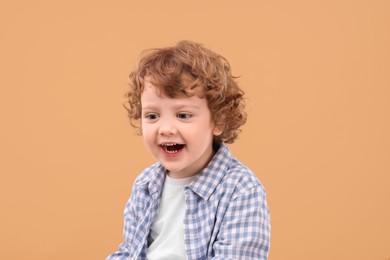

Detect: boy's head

[125,40,247,144]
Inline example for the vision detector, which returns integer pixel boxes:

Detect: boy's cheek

[141,123,154,132]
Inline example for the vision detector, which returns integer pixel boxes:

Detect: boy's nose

[158,119,178,136]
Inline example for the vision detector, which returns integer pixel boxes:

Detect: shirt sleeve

[105,242,131,260]
[106,187,138,260]
[211,185,271,260]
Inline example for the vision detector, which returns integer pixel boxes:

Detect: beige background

[1,1,389,259]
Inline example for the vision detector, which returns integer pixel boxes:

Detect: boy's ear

[212,127,223,136]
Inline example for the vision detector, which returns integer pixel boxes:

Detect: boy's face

[141,79,221,179]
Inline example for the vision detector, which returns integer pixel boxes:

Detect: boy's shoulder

[223,157,266,195]
[217,143,264,190]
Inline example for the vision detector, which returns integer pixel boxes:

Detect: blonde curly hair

[125,40,247,144]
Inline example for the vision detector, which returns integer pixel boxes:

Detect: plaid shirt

[107,143,271,259]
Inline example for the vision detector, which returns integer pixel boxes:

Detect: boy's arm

[106,188,138,260]
[212,185,271,260]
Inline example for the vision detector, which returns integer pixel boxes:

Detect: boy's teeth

[165,148,179,154]
[161,143,184,153]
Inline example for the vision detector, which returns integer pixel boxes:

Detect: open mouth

[160,143,185,154]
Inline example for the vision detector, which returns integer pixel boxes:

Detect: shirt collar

[188,143,233,201]
[136,163,166,199]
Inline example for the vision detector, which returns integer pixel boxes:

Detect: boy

[107,41,270,259]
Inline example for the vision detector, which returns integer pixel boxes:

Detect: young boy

[107,41,270,259]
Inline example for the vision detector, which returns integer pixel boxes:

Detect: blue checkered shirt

[107,143,271,259]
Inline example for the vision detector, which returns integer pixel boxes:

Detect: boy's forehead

[141,82,207,110]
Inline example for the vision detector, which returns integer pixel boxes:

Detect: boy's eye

[177,113,192,120]
[145,113,159,120]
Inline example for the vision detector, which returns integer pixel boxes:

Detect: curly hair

[125,40,247,144]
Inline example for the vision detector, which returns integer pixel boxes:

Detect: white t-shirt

[146,174,196,260]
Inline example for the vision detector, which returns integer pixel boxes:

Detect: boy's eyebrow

[141,104,156,111]
[174,104,201,111]
[142,104,201,111]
